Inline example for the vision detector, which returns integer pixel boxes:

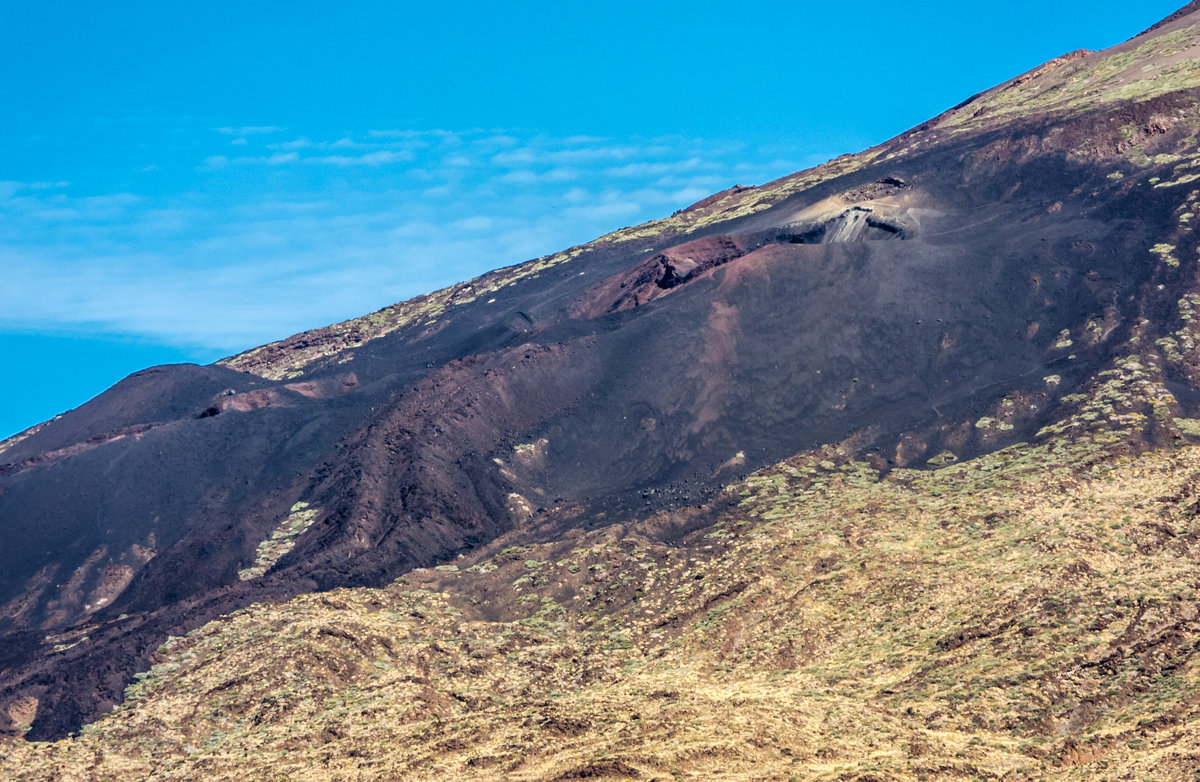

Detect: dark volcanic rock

[6,3,1200,739]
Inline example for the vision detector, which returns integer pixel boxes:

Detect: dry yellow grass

[6,350,1200,780]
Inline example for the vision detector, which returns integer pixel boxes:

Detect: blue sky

[0,1,1185,438]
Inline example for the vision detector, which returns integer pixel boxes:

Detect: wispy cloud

[604,158,708,178]
[491,144,651,166]
[1,125,811,354]
[306,149,416,166]
[0,180,71,199]
[215,125,284,135]
[495,167,579,184]
[202,151,301,169]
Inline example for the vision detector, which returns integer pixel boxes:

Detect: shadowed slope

[5,386,1200,779]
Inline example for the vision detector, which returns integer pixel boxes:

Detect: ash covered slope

[6,3,1200,740]
[7,391,1200,779]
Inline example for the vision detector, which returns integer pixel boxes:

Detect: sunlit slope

[6,365,1200,779]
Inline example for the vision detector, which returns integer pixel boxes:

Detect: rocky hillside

[5,379,1200,779]
[4,5,1200,776]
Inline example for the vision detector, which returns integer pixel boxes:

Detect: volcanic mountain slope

[6,372,1200,780]
[6,2,1200,761]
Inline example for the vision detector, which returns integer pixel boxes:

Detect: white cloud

[451,216,495,232]
[491,148,536,166]
[204,151,301,167]
[562,201,643,222]
[545,145,644,163]
[495,167,579,184]
[2,124,821,354]
[360,150,412,165]
[31,207,78,221]
[653,174,729,189]
[305,149,415,166]
[366,128,457,140]
[0,181,72,199]
[604,158,709,178]
[214,125,284,135]
[475,134,519,148]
